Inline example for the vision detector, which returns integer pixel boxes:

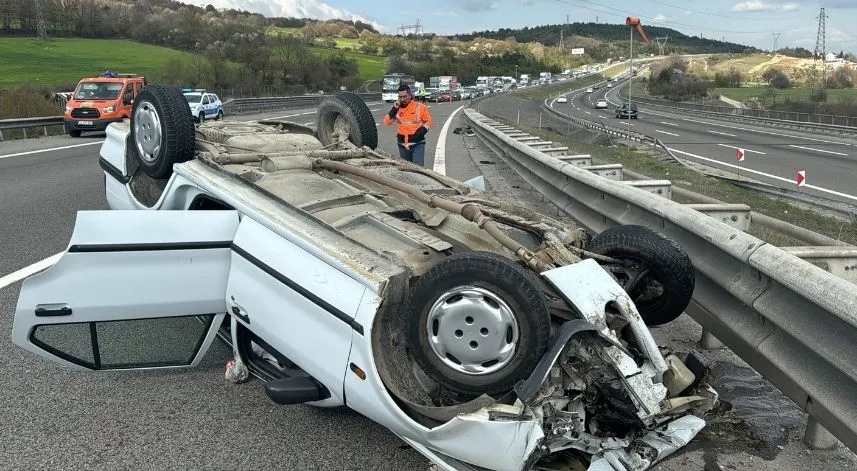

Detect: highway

[1,94,855,470]
[553,80,857,207]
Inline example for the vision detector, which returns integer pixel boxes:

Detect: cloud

[521,0,536,5]
[461,0,499,12]
[653,14,669,21]
[432,11,460,17]
[731,1,801,12]
[183,0,374,24]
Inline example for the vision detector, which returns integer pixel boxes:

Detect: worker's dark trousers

[397,141,426,166]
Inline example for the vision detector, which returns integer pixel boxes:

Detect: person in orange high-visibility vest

[383,84,433,166]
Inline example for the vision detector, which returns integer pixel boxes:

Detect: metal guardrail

[0,92,381,142]
[616,89,857,137]
[0,116,65,141]
[463,107,857,454]
[224,92,379,114]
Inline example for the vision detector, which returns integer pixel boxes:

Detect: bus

[381,73,416,102]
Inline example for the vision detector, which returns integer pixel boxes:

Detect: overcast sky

[185,0,857,53]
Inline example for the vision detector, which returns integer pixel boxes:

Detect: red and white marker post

[796,170,806,187]
[736,148,745,178]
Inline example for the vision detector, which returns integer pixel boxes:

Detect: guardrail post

[43,126,48,137]
[699,328,724,349]
[22,128,28,139]
[804,417,839,450]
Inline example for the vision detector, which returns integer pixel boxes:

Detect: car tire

[586,225,695,326]
[130,84,195,179]
[216,110,223,120]
[198,111,205,123]
[405,252,551,397]
[68,130,82,138]
[316,91,378,149]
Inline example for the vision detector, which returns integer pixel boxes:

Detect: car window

[203,96,210,105]
[211,94,219,102]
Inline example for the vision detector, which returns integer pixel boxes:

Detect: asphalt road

[554,80,857,207]
[0,98,467,471]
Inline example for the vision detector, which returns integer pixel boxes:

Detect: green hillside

[311,47,386,80]
[0,37,196,89]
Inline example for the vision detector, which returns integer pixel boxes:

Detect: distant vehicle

[586,87,594,93]
[557,96,568,103]
[183,89,224,123]
[381,73,415,102]
[607,83,614,88]
[64,71,145,137]
[615,103,639,119]
[595,99,608,109]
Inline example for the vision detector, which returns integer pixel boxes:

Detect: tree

[761,68,790,89]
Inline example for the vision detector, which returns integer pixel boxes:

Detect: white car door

[13,210,239,370]
[225,216,366,405]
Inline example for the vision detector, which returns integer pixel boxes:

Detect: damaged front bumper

[409,260,716,471]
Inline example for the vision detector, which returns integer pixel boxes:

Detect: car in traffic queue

[12,85,712,471]
[183,89,224,122]
[557,96,568,103]
[594,99,609,109]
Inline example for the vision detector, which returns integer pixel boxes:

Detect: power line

[772,32,780,52]
[647,0,798,21]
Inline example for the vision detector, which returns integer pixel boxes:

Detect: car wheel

[216,110,223,120]
[68,130,82,138]
[586,225,695,326]
[405,252,551,396]
[198,111,205,123]
[316,91,378,149]
[130,84,195,179]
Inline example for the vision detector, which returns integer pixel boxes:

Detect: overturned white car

[13,86,715,471]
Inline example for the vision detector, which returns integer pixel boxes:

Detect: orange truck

[64,72,147,137]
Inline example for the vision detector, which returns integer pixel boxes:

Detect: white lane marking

[618,122,634,126]
[0,253,62,291]
[642,108,851,146]
[0,141,103,160]
[303,122,314,126]
[368,108,380,112]
[708,130,737,137]
[375,123,380,126]
[434,105,465,175]
[788,144,848,156]
[266,113,302,119]
[718,143,766,155]
[669,148,857,203]
[655,129,679,137]
[660,121,680,127]
[585,111,592,115]
[300,111,314,115]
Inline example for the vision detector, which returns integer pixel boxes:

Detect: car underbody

[16,89,716,471]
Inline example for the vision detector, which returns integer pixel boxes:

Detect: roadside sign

[736,148,745,161]
[797,170,806,187]
[571,48,585,55]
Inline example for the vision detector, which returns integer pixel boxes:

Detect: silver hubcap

[133,100,162,163]
[332,115,351,141]
[426,286,519,375]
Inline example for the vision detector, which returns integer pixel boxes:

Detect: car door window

[203,95,210,105]
[31,315,216,370]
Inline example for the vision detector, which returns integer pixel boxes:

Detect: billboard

[571,48,585,55]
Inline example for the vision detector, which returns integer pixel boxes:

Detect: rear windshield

[74,82,123,100]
